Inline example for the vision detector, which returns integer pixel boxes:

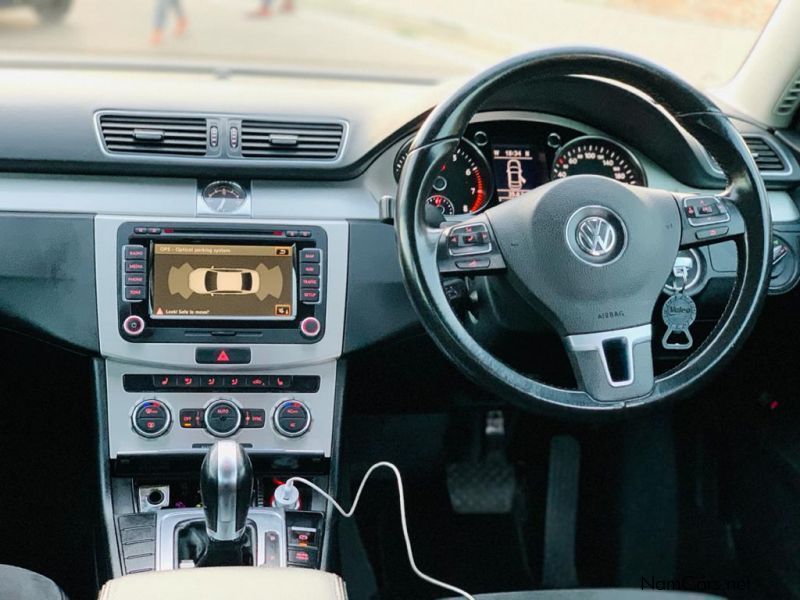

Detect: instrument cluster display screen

[491,145,542,203]
[150,243,296,320]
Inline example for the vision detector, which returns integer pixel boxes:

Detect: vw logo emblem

[565,206,627,266]
[576,216,617,257]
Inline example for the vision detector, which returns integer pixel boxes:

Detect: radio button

[300,317,321,338]
[132,400,171,438]
[123,245,147,260]
[204,400,241,437]
[122,315,145,337]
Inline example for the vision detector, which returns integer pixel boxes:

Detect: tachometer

[551,136,646,186]
[394,137,493,215]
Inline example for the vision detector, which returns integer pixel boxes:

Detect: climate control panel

[107,361,336,459]
[130,397,312,441]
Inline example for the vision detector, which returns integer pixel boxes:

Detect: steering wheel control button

[132,400,171,438]
[274,400,311,438]
[300,317,321,338]
[455,257,491,270]
[565,206,627,266]
[448,223,492,256]
[204,400,242,437]
[122,315,145,337]
[695,226,729,240]
[683,196,730,227]
[195,347,251,365]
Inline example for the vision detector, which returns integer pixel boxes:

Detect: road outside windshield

[0,0,779,86]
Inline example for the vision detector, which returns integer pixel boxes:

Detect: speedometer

[551,136,646,186]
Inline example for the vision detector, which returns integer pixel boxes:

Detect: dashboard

[395,116,647,219]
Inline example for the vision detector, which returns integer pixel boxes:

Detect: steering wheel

[396,48,771,414]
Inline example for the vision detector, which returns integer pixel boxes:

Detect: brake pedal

[446,410,516,514]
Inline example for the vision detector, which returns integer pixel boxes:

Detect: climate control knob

[132,400,171,438]
[273,399,311,438]
[204,399,242,437]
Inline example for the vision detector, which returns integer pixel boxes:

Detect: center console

[94,215,349,575]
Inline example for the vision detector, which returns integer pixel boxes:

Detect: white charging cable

[274,461,475,600]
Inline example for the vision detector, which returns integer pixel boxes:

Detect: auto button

[204,399,242,437]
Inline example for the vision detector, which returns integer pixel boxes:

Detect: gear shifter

[196,440,254,567]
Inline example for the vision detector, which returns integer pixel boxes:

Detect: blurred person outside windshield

[151,0,188,45]
[251,0,294,18]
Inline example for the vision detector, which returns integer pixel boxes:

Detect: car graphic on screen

[188,267,261,296]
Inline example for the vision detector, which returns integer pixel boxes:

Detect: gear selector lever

[196,440,254,567]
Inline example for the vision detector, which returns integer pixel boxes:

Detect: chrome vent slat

[99,114,208,157]
[240,120,344,160]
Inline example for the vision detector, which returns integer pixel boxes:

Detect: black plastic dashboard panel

[343,221,419,353]
[0,213,98,352]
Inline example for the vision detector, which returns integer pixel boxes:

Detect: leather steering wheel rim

[396,47,771,415]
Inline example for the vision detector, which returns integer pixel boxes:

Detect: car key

[662,258,697,350]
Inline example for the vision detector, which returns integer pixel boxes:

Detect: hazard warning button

[195,348,252,365]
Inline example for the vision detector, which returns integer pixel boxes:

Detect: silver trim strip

[566,324,652,387]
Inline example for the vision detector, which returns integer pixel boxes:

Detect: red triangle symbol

[216,350,230,363]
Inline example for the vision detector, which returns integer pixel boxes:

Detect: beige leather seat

[99,567,347,600]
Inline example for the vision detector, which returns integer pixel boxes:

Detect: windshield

[0,0,779,86]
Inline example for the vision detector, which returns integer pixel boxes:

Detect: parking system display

[491,145,541,202]
[151,243,296,320]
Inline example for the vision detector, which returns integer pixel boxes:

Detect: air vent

[240,120,344,160]
[742,134,787,172]
[775,72,800,117]
[99,114,208,156]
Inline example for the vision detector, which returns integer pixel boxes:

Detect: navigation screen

[150,243,296,320]
[491,145,541,202]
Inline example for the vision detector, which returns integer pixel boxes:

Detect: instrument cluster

[394,118,647,219]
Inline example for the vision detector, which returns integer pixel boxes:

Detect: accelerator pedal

[446,410,516,514]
